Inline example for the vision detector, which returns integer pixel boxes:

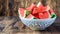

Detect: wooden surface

[0,16,60,34]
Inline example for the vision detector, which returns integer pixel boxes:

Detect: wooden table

[0,16,60,34]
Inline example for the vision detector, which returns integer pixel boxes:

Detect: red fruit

[37,2,46,11]
[33,13,39,19]
[26,3,36,12]
[37,2,47,13]
[43,12,49,18]
[38,6,47,13]
[39,13,44,19]
[18,8,25,17]
[39,12,49,19]
[32,8,39,14]
[26,14,34,19]
[49,9,54,14]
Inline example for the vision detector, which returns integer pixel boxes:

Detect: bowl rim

[20,16,56,21]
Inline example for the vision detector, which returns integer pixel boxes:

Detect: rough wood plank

[0,17,60,34]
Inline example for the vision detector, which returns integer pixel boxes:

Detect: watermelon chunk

[38,7,47,13]
[26,3,36,12]
[45,5,51,18]
[33,13,39,19]
[49,9,56,18]
[49,9,54,14]
[39,12,49,19]
[26,14,34,19]
[37,2,47,13]
[32,7,39,14]
[18,8,31,18]
[18,8,25,17]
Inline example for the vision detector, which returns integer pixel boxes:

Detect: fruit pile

[18,2,56,19]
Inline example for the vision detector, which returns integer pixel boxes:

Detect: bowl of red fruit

[18,2,56,30]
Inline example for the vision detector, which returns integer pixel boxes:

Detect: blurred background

[0,0,59,17]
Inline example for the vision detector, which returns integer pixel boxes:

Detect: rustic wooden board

[0,17,60,34]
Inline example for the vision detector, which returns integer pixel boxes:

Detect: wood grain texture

[0,17,60,34]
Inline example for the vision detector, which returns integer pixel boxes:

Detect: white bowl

[19,16,56,30]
